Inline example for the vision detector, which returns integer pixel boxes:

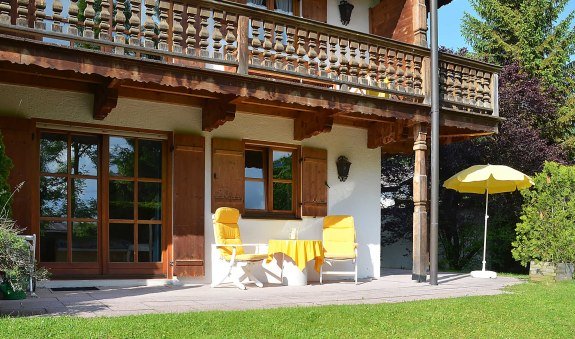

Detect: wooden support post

[93,79,120,120]
[236,15,249,75]
[293,109,334,141]
[412,122,428,282]
[202,97,236,131]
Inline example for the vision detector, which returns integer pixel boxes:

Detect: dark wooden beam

[202,96,236,132]
[93,79,120,120]
[368,122,395,149]
[294,109,335,141]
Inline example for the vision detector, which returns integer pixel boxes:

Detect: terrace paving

[0,270,522,317]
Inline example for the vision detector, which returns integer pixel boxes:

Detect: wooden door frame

[34,119,173,279]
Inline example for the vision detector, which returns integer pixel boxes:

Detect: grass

[1,281,574,338]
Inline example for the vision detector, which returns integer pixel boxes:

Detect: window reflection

[273,151,292,179]
[138,182,162,220]
[40,221,68,262]
[245,181,265,210]
[109,223,134,262]
[72,222,98,262]
[273,182,292,211]
[138,140,162,178]
[109,181,134,220]
[40,176,67,218]
[138,224,162,262]
[40,133,68,173]
[109,137,135,177]
[72,178,98,219]
[245,150,264,178]
[71,135,98,176]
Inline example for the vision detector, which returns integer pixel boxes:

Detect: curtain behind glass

[275,0,293,14]
[248,0,266,7]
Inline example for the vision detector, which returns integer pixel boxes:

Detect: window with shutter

[301,147,328,217]
[173,134,205,277]
[243,142,299,218]
[211,139,327,219]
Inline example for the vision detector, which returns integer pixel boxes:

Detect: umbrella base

[471,270,497,279]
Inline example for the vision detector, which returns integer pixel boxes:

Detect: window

[247,0,299,15]
[39,132,99,263]
[244,143,298,217]
[39,131,165,270]
[108,137,163,263]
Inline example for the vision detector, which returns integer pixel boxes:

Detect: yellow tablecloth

[267,239,324,272]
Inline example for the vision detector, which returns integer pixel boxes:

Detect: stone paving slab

[0,270,522,318]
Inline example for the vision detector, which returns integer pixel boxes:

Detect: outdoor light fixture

[338,0,354,26]
[336,156,351,182]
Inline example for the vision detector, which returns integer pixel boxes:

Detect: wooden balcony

[0,0,500,151]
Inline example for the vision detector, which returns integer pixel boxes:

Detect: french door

[38,130,167,277]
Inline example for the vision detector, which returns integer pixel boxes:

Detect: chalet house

[0,0,499,284]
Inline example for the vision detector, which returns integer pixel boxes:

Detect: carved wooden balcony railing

[0,0,499,116]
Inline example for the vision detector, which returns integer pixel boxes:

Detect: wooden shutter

[227,0,247,3]
[0,117,35,234]
[301,147,327,216]
[173,134,205,277]
[302,0,327,23]
[211,138,245,213]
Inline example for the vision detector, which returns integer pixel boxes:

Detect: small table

[267,239,324,286]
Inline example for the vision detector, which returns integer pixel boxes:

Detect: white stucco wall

[0,83,381,283]
[326,0,379,34]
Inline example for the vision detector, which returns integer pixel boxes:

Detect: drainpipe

[429,0,439,286]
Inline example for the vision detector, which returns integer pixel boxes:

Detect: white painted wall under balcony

[0,83,383,284]
[326,0,378,34]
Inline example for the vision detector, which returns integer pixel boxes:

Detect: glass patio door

[105,136,165,276]
[39,132,100,275]
[39,131,166,277]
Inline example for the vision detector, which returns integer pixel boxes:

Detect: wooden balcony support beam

[202,96,236,132]
[93,78,120,120]
[293,109,335,141]
[412,122,428,282]
[367,119,410,149]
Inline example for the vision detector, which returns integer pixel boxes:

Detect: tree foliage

[438,63,565,271]
[512,162,575,266]
[462,0,575,94]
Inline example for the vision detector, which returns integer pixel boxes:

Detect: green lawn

[1,281,574,338]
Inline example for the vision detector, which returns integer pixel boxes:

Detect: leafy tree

[438,63,565,271]
[462,0,575,94]
[512,162,575,266]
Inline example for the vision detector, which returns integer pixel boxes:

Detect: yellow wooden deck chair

[320,215,358,284]
[211,207,267,290]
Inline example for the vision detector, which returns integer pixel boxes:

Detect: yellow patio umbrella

[443,165,534,279]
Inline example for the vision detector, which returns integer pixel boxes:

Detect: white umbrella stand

[470,188,497,279]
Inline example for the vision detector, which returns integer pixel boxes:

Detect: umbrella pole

[482,189,489,272]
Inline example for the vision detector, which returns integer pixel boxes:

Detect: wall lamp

[336,156,352,182]
[338,0,354,26]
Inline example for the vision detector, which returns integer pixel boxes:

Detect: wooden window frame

[106,136,165,265]
[35,120,172,278]
[247,0,301,16]
[38,131,101,267]
[243,140,300,219]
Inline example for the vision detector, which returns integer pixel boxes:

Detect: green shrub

[0,132,48,294]
[512,162,575,266]
[0,217,49,293]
